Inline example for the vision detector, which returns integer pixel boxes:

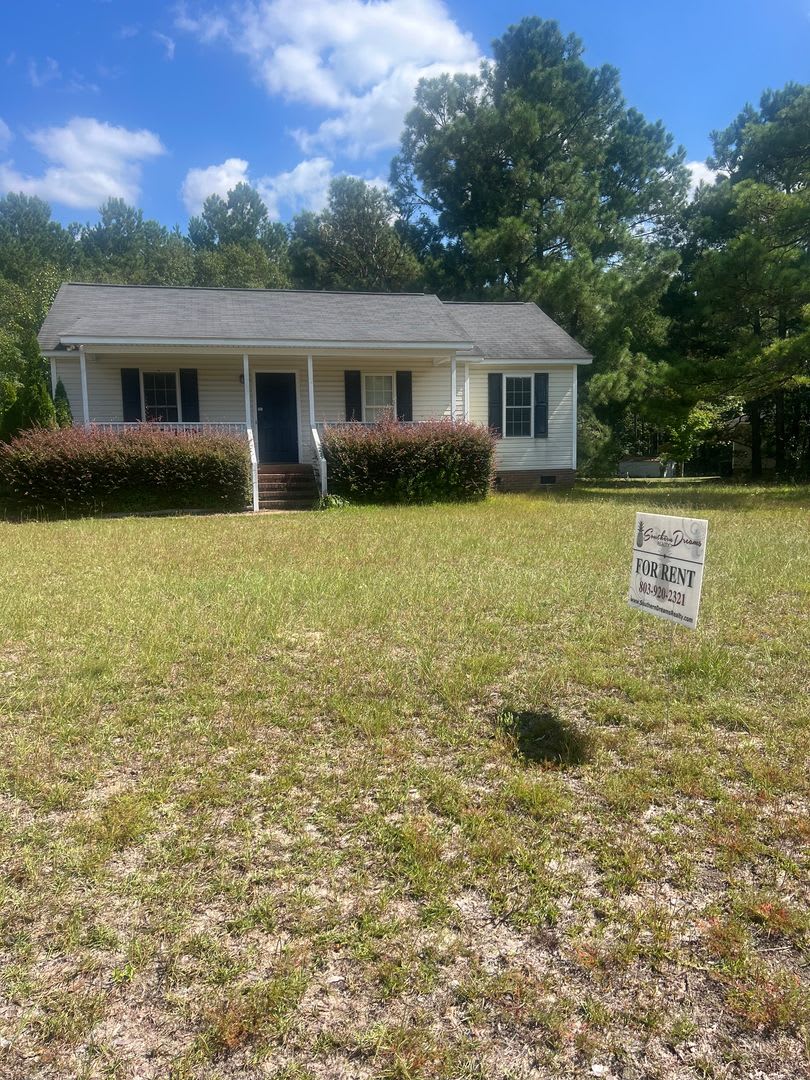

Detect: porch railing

[84,421,248,436]
[83,421,260,511]
[311,425,327,499]
[246,428,259,512]
[314,420,424,434]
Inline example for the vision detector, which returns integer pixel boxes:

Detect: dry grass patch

[0,480,808,1079]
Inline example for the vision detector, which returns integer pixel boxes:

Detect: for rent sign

[628,512,708,628]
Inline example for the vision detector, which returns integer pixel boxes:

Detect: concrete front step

[257,464,312,475]
[256,464,317,509]
[258,481,317,492]
[259,498,317,511]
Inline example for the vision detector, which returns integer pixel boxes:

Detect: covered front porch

[55,348,468,511]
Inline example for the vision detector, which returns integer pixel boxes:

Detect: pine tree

[391,17,689,468]
[53,378,73,428]
[668,84,810,476]
[290,178,421,291]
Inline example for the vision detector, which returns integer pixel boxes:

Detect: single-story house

[38,283,592,509]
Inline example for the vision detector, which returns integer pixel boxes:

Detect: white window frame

[141,369,183,423]
[503,372,534,439]
[361,372,397,423]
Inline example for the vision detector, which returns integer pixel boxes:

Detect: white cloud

[28,56,61,88]
[176,0,482,157]
[65,73,100,94]
[258,156,334,217]
[181,157,251,213]
[175,6,229,43]
[181,154,339,219]
[27,56,99,94]
[686,160,717,195]
[153,32,176,60]
[0,118,11,152]
[119,24,140,39]
[0,117,166,209]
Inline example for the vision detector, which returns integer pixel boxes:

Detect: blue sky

[1,0,808,227]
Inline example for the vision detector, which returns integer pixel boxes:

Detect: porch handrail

[315,420,424,432]
[311,425,327,499]
[246,428,259,513]
[84,421,248,436]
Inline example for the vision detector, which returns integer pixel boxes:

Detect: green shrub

[0,338,56,441]
[322,419,494,503]
[53,378,73,428]
[0,426,250,514]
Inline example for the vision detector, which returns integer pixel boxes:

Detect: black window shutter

[344,370,362,421]
[121,368,141,422]
[488,372,503,436]
[395,370,413,421]
[534,373,549,438]
[179,368,200,422]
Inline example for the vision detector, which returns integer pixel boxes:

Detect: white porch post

[243,352,259,512]
[450,355,457,423]
[463,362,470,422]
[49,358,57,398]
[306,353,315,428]
[572,364,578,470]
[79,348,89,426]
[242,351,252,426]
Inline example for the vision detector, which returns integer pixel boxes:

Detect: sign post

[628,512,708,629]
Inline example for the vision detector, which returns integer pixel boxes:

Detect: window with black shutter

[121,368,142,422]
[179,368,199,422]
[143,373,179,422]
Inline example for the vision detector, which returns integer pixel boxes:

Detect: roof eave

[460,354,592,365]
[57,335,473,352]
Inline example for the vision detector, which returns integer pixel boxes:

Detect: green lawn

[1,482,808,1079]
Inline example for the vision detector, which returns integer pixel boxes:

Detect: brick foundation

[495,469,577,492]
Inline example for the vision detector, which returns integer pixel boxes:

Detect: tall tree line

[1,16,807,474]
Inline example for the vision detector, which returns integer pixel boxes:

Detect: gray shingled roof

[38,283,472,351]
[444,302,591,361]
[38,283,591,361]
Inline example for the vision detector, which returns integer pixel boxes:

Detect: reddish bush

[0,426,250,513]
[322,418,495,503]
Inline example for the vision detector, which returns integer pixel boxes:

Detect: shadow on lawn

[496,709,590,767]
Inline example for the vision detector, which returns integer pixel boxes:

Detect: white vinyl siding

[82,355,246,424]
[310,356,459,424]
[467,365,575,470]
[60,353,581,471]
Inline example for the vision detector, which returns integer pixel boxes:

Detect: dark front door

[255,372,298,463]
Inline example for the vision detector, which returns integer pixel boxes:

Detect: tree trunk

[774,390,786,476]
[749,401,762,479]
[801,395,810,478]
[774,308,788,476]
